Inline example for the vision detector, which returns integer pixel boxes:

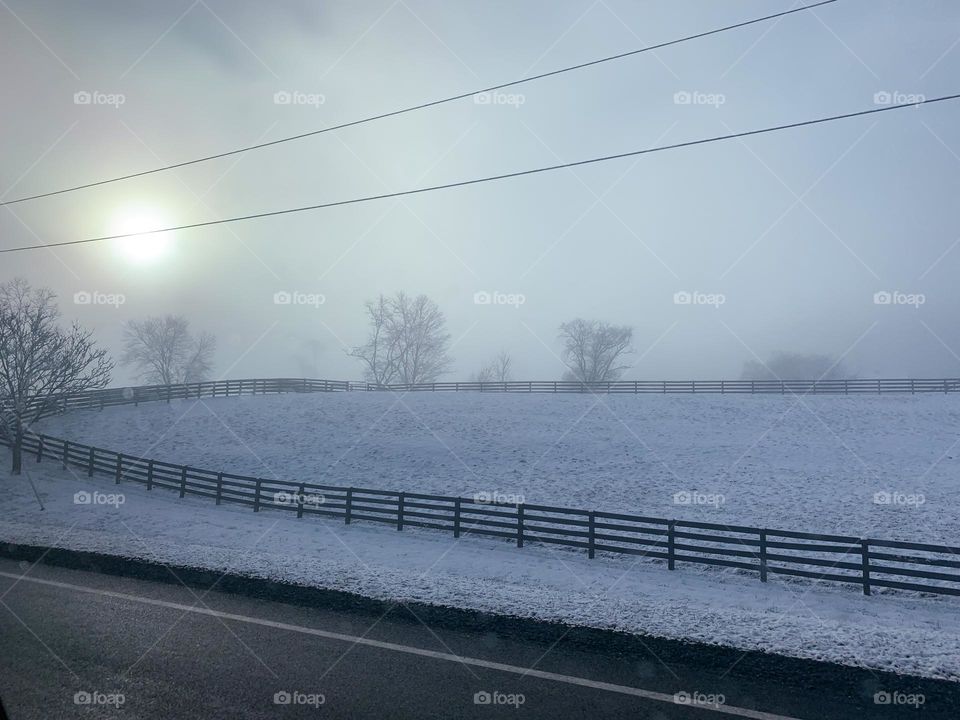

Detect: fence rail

[3,376,958,599]
[4,377,960,420]
[4,427,959,599]
[359,378,960,395]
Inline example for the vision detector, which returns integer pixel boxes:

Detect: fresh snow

[35,392,960,544]
[2,455,958,681]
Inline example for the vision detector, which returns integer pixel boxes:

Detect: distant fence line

[4,430,959,599]
[10,376,960,416]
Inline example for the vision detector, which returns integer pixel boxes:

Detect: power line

[0,0,838,207]
[3,93,955,256]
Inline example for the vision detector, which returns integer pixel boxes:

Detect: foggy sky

[2,0,959,384]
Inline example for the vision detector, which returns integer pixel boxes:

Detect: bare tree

[121,315,216,385]
[0,279,113,474]
[349,295,401,386]
[741,352,854,381]
[475,351,513,383]
[558,319,633,382]
[350,292,452,385]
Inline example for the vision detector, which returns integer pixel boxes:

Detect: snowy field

[2,455,958,681]
[36,391,960,544]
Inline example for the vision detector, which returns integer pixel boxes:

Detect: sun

[109,205,173,264]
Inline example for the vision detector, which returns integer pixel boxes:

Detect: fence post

[345,488,353,524]
[297,484,305,519]
[253,479,262,512]
[36,436,44,463]
[588,511,596,559]
[759,530,768,582]
[115,453,122,484]
[62,440,69,469]
[147,460,154,490]
[215,472,223,505]
[517,504,524,548]
[667,520,676,570]
[180,467,187,498]
[397,492,405,530]
[88,447,95,477]
[454,498,461,538]
[910,379,915,395]
[860,539,871,596]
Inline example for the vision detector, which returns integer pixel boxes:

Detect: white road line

[0,569,801,720]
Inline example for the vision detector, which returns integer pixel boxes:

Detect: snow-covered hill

[36,391,960,544]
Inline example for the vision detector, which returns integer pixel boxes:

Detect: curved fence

[8,376,960,419]
[3,377,959,599]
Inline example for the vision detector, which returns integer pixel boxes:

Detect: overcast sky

[1,0,959,383]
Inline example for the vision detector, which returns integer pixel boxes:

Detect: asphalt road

[0,557,956,719]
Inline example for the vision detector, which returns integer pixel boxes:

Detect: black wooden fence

[358,378,960,395]
[4,429,959,599]
[3,376,958,599]
[7,376,960,419]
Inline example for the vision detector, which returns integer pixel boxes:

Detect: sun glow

[109,205,173,264]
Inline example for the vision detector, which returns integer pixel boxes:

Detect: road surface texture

[0,553,956,719]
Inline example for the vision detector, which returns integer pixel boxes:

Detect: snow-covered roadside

[3,452,958,681]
